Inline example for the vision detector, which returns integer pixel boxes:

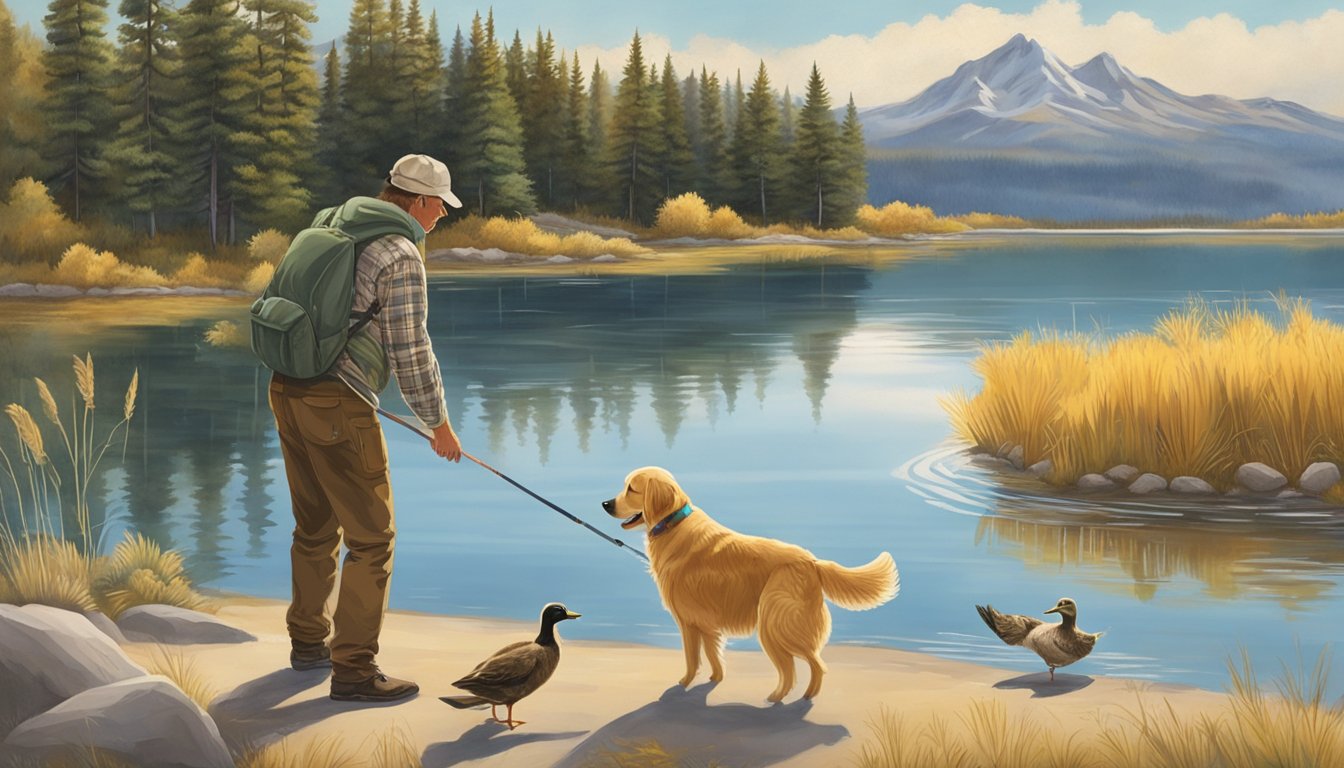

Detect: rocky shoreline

[972,443,1342,501]
[0,282,249,298]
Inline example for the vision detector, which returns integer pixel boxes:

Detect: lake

[3,233,1343,696]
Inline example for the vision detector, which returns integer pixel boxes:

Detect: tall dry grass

[856,201,971,236]
[854,651,1344,768]
[432,214,649,258]
[944,299,1344,489]
[1244,210,1344,229]
[143,648,219,711]
[236,727,419,768]
[1,358,208,618]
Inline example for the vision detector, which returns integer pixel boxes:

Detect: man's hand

[430,421,463,462]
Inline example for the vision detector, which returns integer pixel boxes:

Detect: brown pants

[268,373,394,683]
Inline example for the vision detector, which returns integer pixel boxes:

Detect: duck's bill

[565,611,582,619]
[620,512,644,529]
[1043,607,1060,614]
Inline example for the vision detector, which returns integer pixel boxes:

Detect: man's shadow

[421,719,588,768]
[210,668,414,752]
[549,683,849,768]
[993,671,1095,698]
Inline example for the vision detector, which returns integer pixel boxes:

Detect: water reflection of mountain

[975,508,1344,610]
[427,267,869,455]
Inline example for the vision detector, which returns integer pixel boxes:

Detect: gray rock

[109,286,171,296]
[1299,462,1341,495]
[1170,476,1216,495]
[85,287,111,297]
[4,676,233,768]
[0,604,146,730]
[995,442,1014,458]
[1277,489,1305,499]
[116,605,255,645]
[1077,473,1117,492]
[174,286,224,296]
[1235,462,1287,493]
[0,283,38,297]
[545,255,575,264]
[969,454,1012,470]
[590,254,619,263]
[1128,473,1168,494]
[82,611,128,644]
[1006,445,1025,470]
[1027,459,1053,478]
[1104,464,1140,484]
[34,284,82,298]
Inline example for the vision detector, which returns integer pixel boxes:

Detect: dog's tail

[817,552,899,610]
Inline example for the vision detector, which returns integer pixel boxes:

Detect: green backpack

[249,196,425,383]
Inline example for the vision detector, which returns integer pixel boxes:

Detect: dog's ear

[643,474,680,522]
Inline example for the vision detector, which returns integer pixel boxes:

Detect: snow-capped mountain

[861,33,1344,149]
[860,35,1344,220]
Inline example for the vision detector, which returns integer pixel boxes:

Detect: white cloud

[574,1,1344,117]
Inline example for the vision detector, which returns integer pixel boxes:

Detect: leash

[370,403,651,564]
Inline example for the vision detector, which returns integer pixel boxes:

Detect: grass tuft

[143,648,219,711]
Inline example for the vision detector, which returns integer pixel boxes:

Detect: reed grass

[853,651,1344,768]
[143,648,219,712]
[204,320,250,349]
[944,299,1344,490]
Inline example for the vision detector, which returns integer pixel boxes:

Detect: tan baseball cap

[388,153,463,208]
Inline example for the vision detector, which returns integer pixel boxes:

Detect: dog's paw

[708,672,723,683]
[678,675,695,687]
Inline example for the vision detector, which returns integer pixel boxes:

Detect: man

[268,153,464,702]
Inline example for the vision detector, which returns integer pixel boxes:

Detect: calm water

[4,234,1344,696]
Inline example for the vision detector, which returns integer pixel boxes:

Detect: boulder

[1299,462,1341,495]
[1005,446,1025,470]
[1235,462,1287,493]
[1170,476,1216,495]
[116,605,255,645]
[4,676,233,768]
[1077,473,1117,492]
[0,283,38,297]
[0,604,146,730]
[1277,489,1305,499]
[34,284,82,298]
[1027,459,1053,478]
[1104,465,1140,484]
[1128,473,1168,494]
[82,611,128,644]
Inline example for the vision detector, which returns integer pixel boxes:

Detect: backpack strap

[347,298,381,338]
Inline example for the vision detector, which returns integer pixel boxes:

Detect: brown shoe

[290,642,331,671]
[330,670,419,702]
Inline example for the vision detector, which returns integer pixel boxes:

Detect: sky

[8,0,1344,115]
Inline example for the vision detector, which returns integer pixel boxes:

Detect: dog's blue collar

[649,504,693,538]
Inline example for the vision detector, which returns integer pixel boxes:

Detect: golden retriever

[602,466,899,701]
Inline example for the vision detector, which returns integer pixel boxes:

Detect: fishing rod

[338,379,647,564]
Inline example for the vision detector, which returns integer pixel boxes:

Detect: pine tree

[503,29,526,108]
[313,45,348,204]
[104,0,178,236]
[654,54,693,200]
[41,0,117,222]
[342,0,395,189]
[696,67,727,205]
[557,51,590,210]
[727,61,783,223]
[681,72,699,174]
[174,0,253,245]
[789,63,842,227]
[398,0,441,150]
[586,59,611,176]
[831,94,868,226]
[235,0,319,232]
[521,30,564,207]
[0,4,45,188]
[457,11,534,215]
[780,86,796,146]
[606,32,663,223]
[439,25,467,171]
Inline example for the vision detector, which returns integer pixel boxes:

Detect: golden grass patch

[856,201,971,236]
[944,299,1344,489]
[432,214,649,258]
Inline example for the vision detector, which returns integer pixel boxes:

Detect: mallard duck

[976,597,1101,680]
[440,603,580,729]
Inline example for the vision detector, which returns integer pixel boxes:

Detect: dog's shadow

[993,671,1095,698]
[421,720,589,768]
[549,683,849,768]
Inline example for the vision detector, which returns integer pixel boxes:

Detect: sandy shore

[124,596,1232,768]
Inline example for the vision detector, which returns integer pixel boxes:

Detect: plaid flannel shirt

[335,234,448,429]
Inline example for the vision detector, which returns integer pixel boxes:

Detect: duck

[440,603,580,729]
[975,597,1102,680]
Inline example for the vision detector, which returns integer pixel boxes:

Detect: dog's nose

[601,498,616,515]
